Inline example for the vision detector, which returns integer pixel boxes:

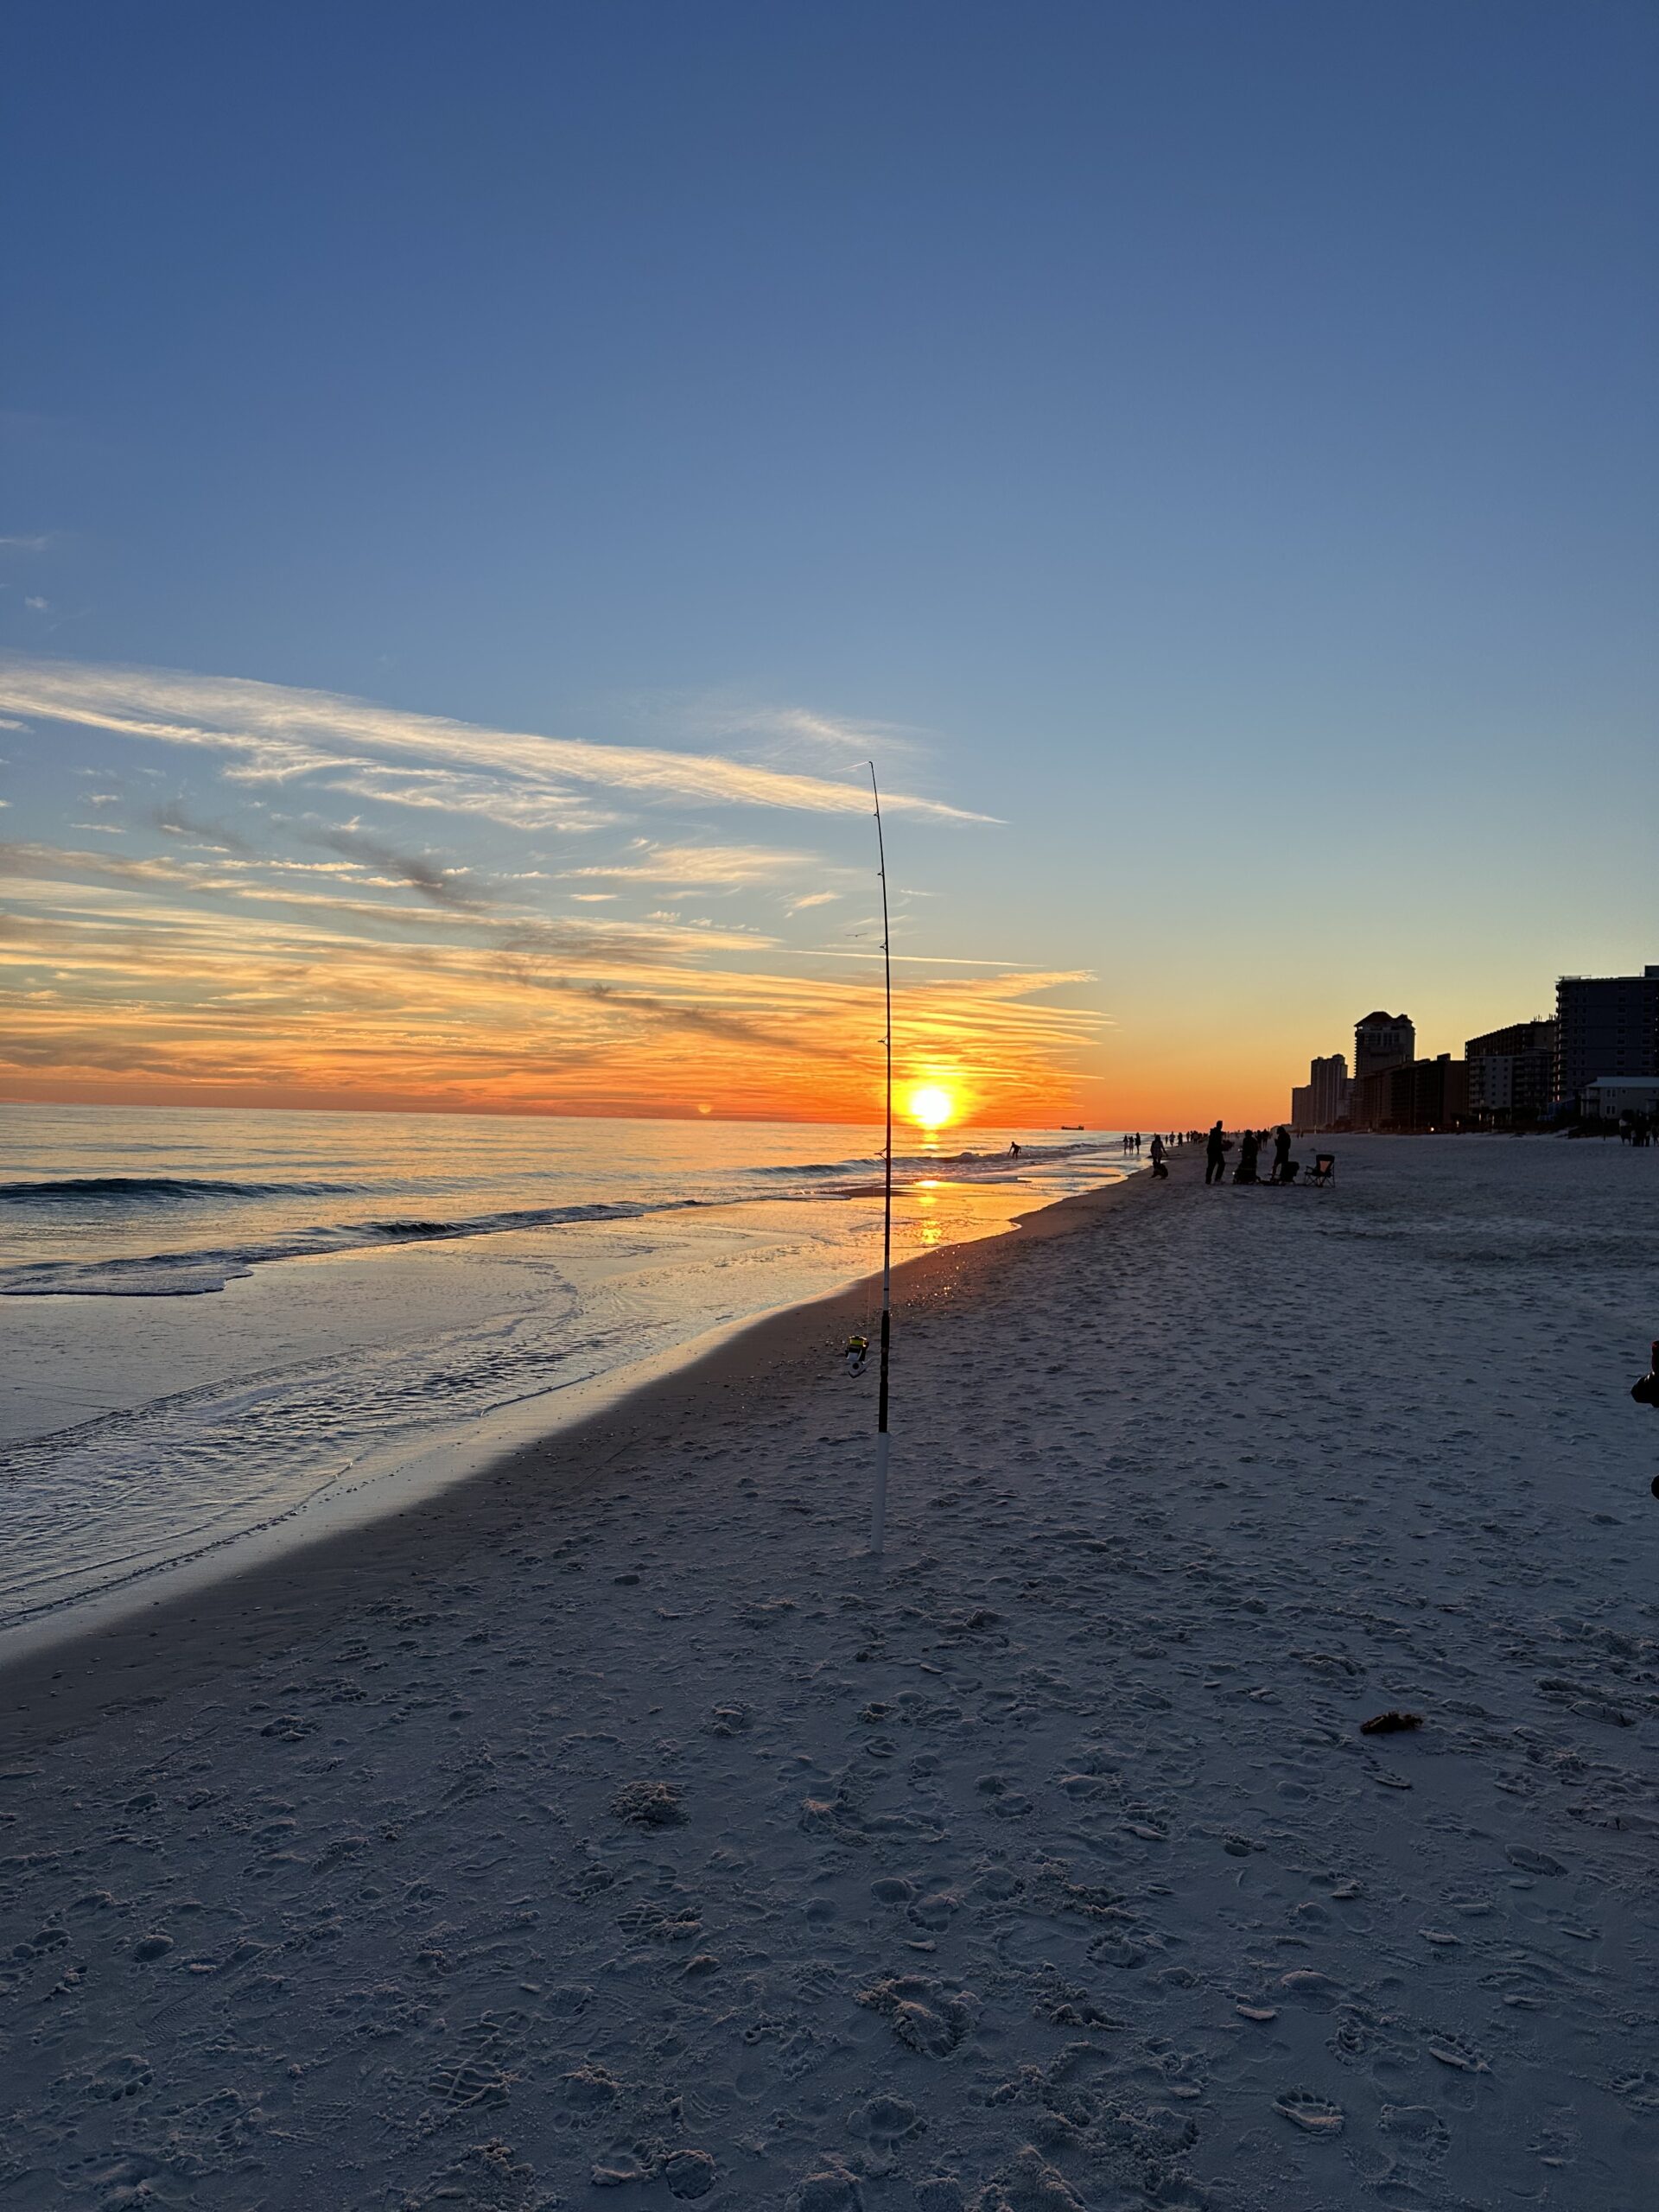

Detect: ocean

[0,1103,1139,1639]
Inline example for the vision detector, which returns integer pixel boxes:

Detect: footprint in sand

[1381,2103,1451,2159]
[849,2092,925,2143]
[785,2158,864,2210]
[913,2183,965,2212]
[427,2059,509,2109]
[1425,2029,1488,2074]
[856,1973,975,2056]
[609,1779,687,1828]
[1274,2088,1344,2135]
[663,2149,717,2198]
[89,2055,153,2102]
[1504,1844,1567,1877]
[556,2063,622,2117]
[1276,1970,1344,2009]
[975,2146,1089,2209]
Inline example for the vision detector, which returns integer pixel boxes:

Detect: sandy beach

[2,1136,1655,2211]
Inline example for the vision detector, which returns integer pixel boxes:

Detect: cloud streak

[564,842,820,889]
[305,823,486,912]
[0,657,988,826]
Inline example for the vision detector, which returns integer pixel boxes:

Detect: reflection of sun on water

[906,1084,955,1131]
[915,1185,941,1248]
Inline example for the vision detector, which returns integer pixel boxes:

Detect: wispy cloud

[0,657,986,826]
[153,799,254,851]
[304,823,486,912]
[1,840,768,957]
[565,842,819,889]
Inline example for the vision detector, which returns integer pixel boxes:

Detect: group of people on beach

[1118,1131,1183,1155]
[1203,1121,1297,1185]
[1114,1129,1185,1180]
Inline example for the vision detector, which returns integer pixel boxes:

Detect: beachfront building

[1351,1052,1468,1133]
[1354,1011,1415,1082]
[1311,1052,1350,1127]
[1288,1052,1351,1130]
[1465,1018,1558,1126]
[1554,966,1659,1113]
[1582,1077,1659,1125]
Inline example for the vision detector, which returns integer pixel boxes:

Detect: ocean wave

[751,1158,880,1177]
[0,1141,1120,1297]
[0,1174,364,1205]
[751,1140,1093,1181]
[0,1196,685,1297]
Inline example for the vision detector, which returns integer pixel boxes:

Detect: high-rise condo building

[1351,1052,1467,1132]
[1310,1053,1350,1127]
[1554,967,1659,1111]
[1465,1019,1557,1124]
[1354,1012,1415,1082]
[1288,1052,1351,1129]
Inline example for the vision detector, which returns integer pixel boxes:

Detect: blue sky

[2,2,1655,1121]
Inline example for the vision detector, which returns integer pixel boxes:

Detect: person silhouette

[1205,1121,1228,1185]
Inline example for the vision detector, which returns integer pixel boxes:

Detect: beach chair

[1308,1153,1335,1186]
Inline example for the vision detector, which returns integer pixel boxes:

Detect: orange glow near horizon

[0,872,1109,1127]
[3,825,1324,1130]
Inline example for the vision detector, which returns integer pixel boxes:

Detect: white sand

[1,1136,1655,2210]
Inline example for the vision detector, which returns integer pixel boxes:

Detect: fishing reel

[1633,1341,1659,1497]
[844,1334,870,1377]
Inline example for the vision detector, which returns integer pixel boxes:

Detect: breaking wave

[0,1197,696,1296]
[0,1175,363,1205]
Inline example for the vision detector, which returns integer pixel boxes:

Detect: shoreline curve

[0,1160,1159,1751]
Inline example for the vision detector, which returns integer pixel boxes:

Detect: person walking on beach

[1149,1133,1168,1179]
[1205,1121,1228,1185]
[1270,1125,1292,1182]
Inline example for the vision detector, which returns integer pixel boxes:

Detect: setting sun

[906,1084,956,1130]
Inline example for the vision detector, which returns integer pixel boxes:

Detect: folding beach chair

[1308,1153,1336,1186]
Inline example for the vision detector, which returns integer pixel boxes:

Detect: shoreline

[0,1159,1158,1752]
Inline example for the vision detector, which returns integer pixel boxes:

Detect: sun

[906,1084,956,1131]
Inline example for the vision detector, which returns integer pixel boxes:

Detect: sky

[2,1,1655,1128]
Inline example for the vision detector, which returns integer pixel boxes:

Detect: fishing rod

[868,760,893,1554]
